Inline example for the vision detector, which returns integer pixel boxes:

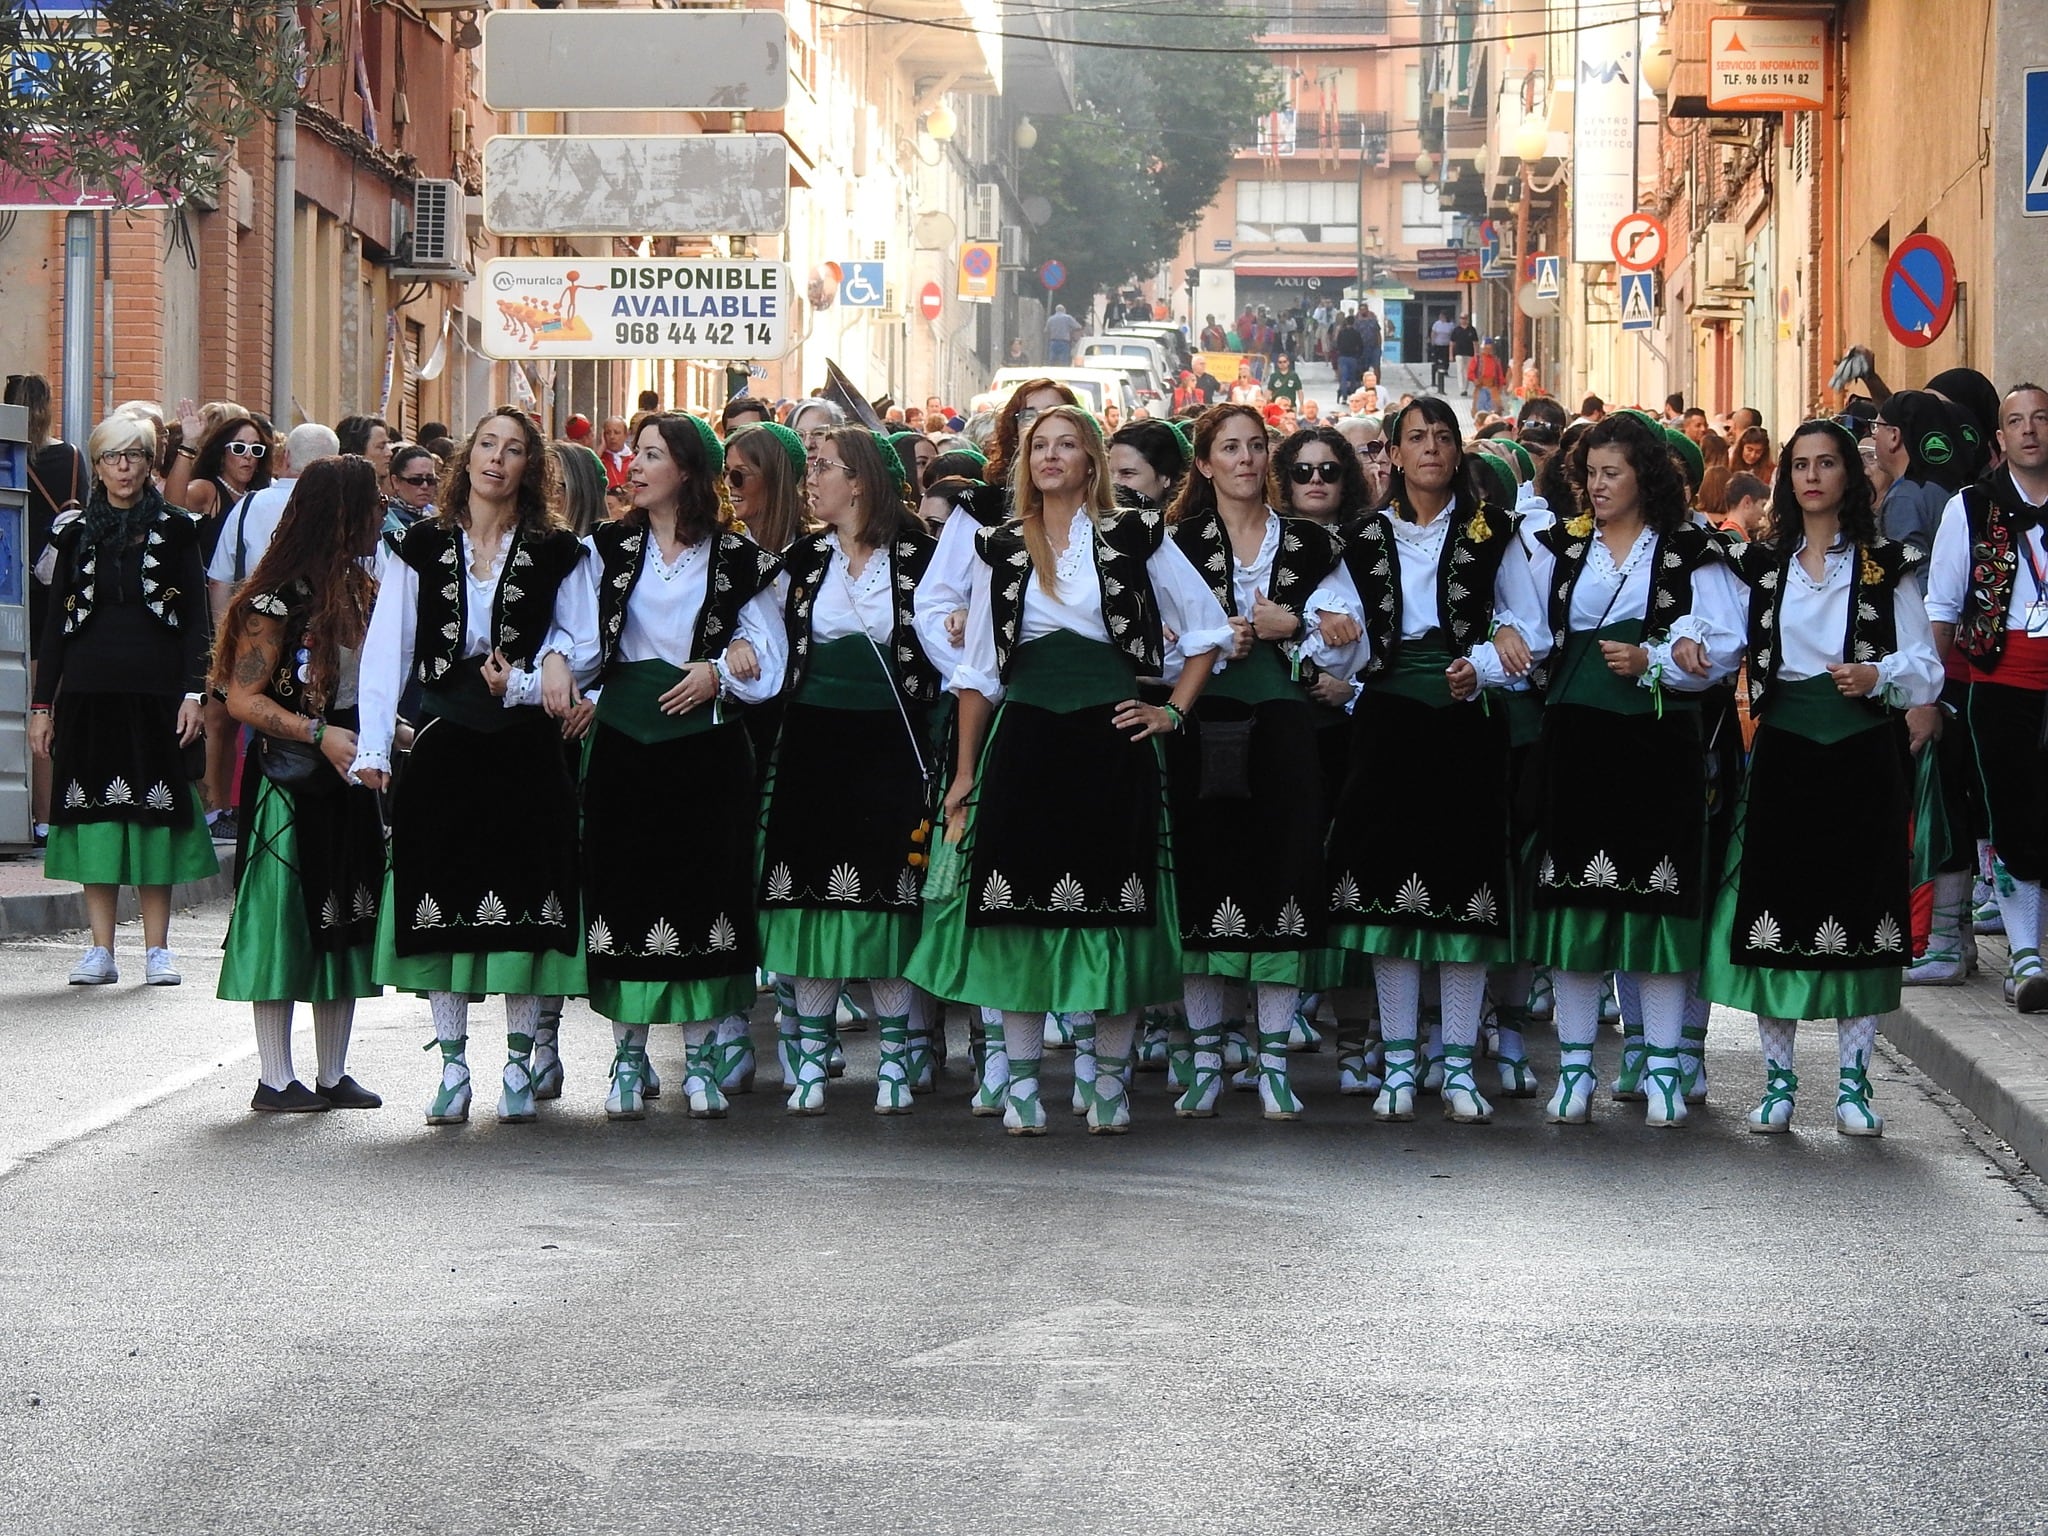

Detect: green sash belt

[419,657,533,733]
[1370,634,1459,708]
[1550,622,1697,717]
[1205,639,1295,706]
[1005,630,1141,712]
[595,658,726,743]
[1761,673,1889,746]
[797,634,900,711]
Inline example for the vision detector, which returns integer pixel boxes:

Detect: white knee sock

[1999,878,2043,960]
[1372,956,1422,1042]
[1838,1015,1878,1071]
[1633,972,1689,1051]
[429,990,468,1041]
[870,977,914,1017]
[1757,1015,1797,1070]
[1253,982,1298,1040]
[715,1013,750,1044]
[254,1001,296,1090]
[312,999,354,1089]
[504,994,540,1042]
[1182,974,1229,1035]
[1551,971,1604,1049]
[1436,962,1487,1048]
[1094,1009,1136,1061]
[1001,1011,1045,1064]
[793,975,841,1019]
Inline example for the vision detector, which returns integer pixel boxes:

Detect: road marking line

[0,1041,256,1185]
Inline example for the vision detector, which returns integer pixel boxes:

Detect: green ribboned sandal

[531,1006,565,1100]
[1174,1019,1225,1118]
[1085,1051,1132,1135]
[1255,1027,1304,1121]
[1746,1066,1798,1134]
[605,1039,647,1122]
[1612,1020,1648,1102]
[683,1035,729,1119]
[905,1011,937,1094]
[1679,1020,1710,1105]
[970,1014,1009,1116]
[1642,1045,1688,1129]
[425,1036,471,1126]
[1545,1048,1596,1124]
[784,1016,832,1115]
[1834,1065,1884,1137]
[1135,1009,1172,1071]
[499,1032,538,1124]
[712,1019,757,1094]
[1373,1038,1420,1122]
[1004,1057,1047,1136]
[875,1016,915,1115]
[1439,1044,1492,1124]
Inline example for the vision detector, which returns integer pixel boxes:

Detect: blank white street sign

[482,134,789,237]
[481,11,788,114]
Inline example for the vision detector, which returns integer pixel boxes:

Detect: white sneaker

[143,947,181,986]
[69,946,118,985]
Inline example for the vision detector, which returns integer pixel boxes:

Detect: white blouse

[1558,523,1747,691]
[913,507,983,687]
[574,532,785,707]
[1772,539,1942,707]
[351,528,598,776]
[811,531,897,646]
[953,509,1233,704]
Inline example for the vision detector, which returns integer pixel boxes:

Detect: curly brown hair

[437,406,566,537]
[1569,412,1691,537]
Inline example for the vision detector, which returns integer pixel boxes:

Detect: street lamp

[1185,265,1200,331]
[924,103,957,142]
[1014,117,1038,152]
[1643,26,1676,97]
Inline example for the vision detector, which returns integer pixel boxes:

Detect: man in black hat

[1873,389,1966,551]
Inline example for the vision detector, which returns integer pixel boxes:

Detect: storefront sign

[480,258,790,360]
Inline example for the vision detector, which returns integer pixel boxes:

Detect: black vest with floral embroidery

[591,522,782,683]
[1728,536,1922,717]
[1531,520,1725,691]
[1952,474,2044,671]
[394,522,584,686]
[1338,493,1514,677]
[1169,507,1342,621]
[781,528,941,702]
[976,507,1167,683]
[58,503,200,638]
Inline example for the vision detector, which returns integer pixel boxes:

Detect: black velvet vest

[1169,507,1342,621]
[1532,520,1725,691]
[1953,475,2045,672]
[394,522,584,686]
[977,506,1167,682]
[781,527,941,703]
[591,521,782,682]
[1729,535,1922,718]
[1338,492,1513,677]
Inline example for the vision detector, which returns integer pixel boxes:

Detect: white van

[969,366,1138,420]
[1075,336,1169,407]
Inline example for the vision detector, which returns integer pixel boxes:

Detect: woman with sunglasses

[30,414,216,987]
[1305,396,1547,1124]
[350,407,596,1127]
[1521,412,1746,1127]
[759,430,940,1115]
[1336,415,1391,510]
[1702,419,1938,1136]
[1160,406,1343,1120]
[557,413,785,1120]
[909,406,1233,1134]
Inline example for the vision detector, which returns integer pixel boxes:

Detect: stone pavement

[0,842,235,939]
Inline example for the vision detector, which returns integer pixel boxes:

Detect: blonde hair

[86,413,157,470]
[1008,405,1114,595]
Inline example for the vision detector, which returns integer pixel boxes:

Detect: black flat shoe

[251,1081,331,1113]
[316,1075,384,1110]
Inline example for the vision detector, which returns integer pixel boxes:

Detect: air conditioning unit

[999,223,1028,269]
[391,178,470,282]
[1702,221,1744,290]
[968,182,1001,242]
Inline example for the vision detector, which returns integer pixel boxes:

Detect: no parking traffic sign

[1880,234,1957,348]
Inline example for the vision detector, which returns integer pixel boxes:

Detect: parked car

[1103,322,1192,373]
[970,366,1138,421]
[1076,336,1170,408]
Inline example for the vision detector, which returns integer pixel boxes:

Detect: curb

[1887,993,2048,1178]
[0,854,238,940]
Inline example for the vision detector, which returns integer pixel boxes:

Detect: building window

[1400,181,1444,244]
[1235,179,1361,244]
[1402,64,1422,124]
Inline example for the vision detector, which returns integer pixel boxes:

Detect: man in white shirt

[206,421,341,596]
[1428,313,1456,391]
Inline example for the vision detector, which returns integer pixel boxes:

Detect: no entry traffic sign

[1881,234,1957,348]
[918,281,943,321]
[1611,211,1667,272]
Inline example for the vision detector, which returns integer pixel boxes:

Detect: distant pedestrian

[1354,307,1383,380]
[1428,314,1456,391]
[1045,303,1083,366]
[1449,314,1478,394]
[1470,343,1506,415]
[1333,321,1364,397]
[1267,354,1303,408]
[1199,314,1228,352]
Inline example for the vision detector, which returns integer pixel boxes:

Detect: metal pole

[271,2,298,426]
[99,210,113,418]
[60,211,94,447]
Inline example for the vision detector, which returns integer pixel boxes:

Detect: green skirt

[589,972,757,1027]
[1331,920,1513,967]
[1299,946,1370,992]
[758,904,921,983]
[217,777,378,1004]
[372,869,587,998]
[1526,905,1700,976]
[46,802,218,887]
[1183,949,1308,986]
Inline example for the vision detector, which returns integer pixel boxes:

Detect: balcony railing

[1261,0,1391,35]
[1244,110,1392,162]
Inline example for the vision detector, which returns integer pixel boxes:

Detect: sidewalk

[1295,359,1479,432]
[1887,930,2048,1176]
[0,844,238,939]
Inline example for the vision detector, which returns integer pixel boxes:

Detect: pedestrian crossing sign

[2026,68,2048,217]
[1620,270,1656,331]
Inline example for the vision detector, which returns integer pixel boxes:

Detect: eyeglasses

[96,449,151,467]
[724,468,752,488]
[1356,440,1388,457]
[396,473,438,487]
[806,459,852,478]
[224,440,267,459]
[1288,461,1344,485]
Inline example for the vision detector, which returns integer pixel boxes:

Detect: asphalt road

[4,906,2048,1534]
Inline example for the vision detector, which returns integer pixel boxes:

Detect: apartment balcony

[1239,111,1396,164]
[1259,0,1393,40]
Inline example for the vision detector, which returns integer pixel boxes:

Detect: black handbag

[1196,715,1255,800]
[259,731,337,791]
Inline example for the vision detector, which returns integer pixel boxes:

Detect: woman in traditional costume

[1703,419,1940,1135]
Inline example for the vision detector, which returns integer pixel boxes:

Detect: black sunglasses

[396,473,438,487]
[1288,461,1344,484]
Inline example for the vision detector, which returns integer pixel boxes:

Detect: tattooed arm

[224,612,358,779]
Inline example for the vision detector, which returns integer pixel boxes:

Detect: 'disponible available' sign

[480,258,791,361]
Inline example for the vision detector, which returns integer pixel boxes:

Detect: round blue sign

[1039,260,1066,292]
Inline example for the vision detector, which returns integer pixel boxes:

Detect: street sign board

[1707,17,1826,113]
[1417,264,1461,281]
[2026,67,2048,217]
[957,241,998,301]
[1478,220,1501,270]
[918,281,944,321]
[479,257,790,361]
[1416,246,1467,263]
[1611,212,1668,271]
[838,261,886,309]
[481,135,788,236]
[1880,234,1957,348]
[1457,255,1483,283]
[1532,255,1561,299]
[1039,259,1066,291]
[481,11,787,113]
[1620,270,1656,332]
